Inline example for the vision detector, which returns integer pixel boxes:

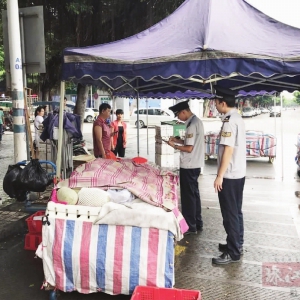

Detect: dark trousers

[0,124,2,141]
[113,143,125,157]
[218,177,245,260]
[180,168,202,232]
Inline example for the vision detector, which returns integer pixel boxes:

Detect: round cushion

[57,187,78,205]
[77,188,111,207]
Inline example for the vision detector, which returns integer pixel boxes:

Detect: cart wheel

[49,290,58,300]
[269,157,275,164]
[205,155,209,161]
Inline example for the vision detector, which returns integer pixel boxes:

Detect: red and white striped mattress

[37,216,175,295]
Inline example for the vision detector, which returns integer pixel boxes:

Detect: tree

[0,0,186,121]
[294,91,300,105]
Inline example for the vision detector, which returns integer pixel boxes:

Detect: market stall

[36,158,187,298]
[43,0,300,298]
[205,130,277,163]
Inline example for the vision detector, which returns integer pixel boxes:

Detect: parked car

[256,108,261,115]
[261,107,269,113]
[269,106,281,117]
[242,107,255,118]
[84,108,99,122]
[129,107,174,128]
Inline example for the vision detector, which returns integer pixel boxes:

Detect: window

[147,109,154,115]
[135,109,145,114]
[161,110,170,116]
[153,109,161,115]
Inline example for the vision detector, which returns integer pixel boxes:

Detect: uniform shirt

[93,117,111,157]
[180,114,205,169]
[217,108,246,179]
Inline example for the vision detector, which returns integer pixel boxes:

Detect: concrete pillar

[7,0,27,162]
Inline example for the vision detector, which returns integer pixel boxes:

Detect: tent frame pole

[136,79,140,156]
[146,98,149,155]
[280,92,284,181]
[56,81,65,181]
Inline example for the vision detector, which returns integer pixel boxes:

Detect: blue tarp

[62,0,300,93]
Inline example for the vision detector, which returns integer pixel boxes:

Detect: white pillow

[77,188,111,207]
[57,187,78,205]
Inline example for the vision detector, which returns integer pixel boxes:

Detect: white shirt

[180,114,205,169]
[34,115,44,146]
[217,109,246,179]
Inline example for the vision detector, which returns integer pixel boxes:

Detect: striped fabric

[246,136,261,157]
[205,132,219,157]
[41,217,175,295]
[205,131,276,158]
[65,158,179,208]
[261,134,276,157]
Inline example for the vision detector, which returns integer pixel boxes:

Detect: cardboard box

[155,142,175,155]
[155,153,176,168]
[155,125,174,137]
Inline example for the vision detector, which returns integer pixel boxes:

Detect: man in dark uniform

[167,100,205,235]
[212,87,246,265]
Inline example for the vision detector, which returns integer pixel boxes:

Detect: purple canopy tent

[237,90,277,97]
[115,90,215,99]
[62,0,300,94]
[57,0,300,172]
[116,90,277,99]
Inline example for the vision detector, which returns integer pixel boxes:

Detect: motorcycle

[4,115,13,131]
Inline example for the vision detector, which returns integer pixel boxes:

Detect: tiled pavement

[1,127,300,299]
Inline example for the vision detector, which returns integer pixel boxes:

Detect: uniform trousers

[218,177,245,260]
[180,168,202,232]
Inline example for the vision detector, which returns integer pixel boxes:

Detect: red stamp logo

[262,262,300,287]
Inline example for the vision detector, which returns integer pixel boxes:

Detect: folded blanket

[93,199,183,241]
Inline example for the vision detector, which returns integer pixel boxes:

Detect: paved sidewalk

[0,132,30,240]
[175,175,300,299]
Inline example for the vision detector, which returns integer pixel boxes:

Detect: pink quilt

[68,158,179,208]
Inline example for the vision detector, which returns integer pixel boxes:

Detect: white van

[129,107,174,128]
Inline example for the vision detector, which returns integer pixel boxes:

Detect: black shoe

[212,252,240,265]
[218,243,244,255]
[184,230,197,236]
[196,226,203,232]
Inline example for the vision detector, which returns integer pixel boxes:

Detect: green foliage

[293,91,300,105]
[66,1,93,14]
[0,0,187,95]
[242,95,277,107]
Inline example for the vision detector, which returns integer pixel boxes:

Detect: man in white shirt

[212,87,246,265]
[168,100,205,236]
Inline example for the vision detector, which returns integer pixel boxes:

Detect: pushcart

[38,202,176,300]
[35,157,182,300]
[205,131,277,163]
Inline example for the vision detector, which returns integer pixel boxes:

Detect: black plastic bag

[3,164,25,198]
[18,159,50,192]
